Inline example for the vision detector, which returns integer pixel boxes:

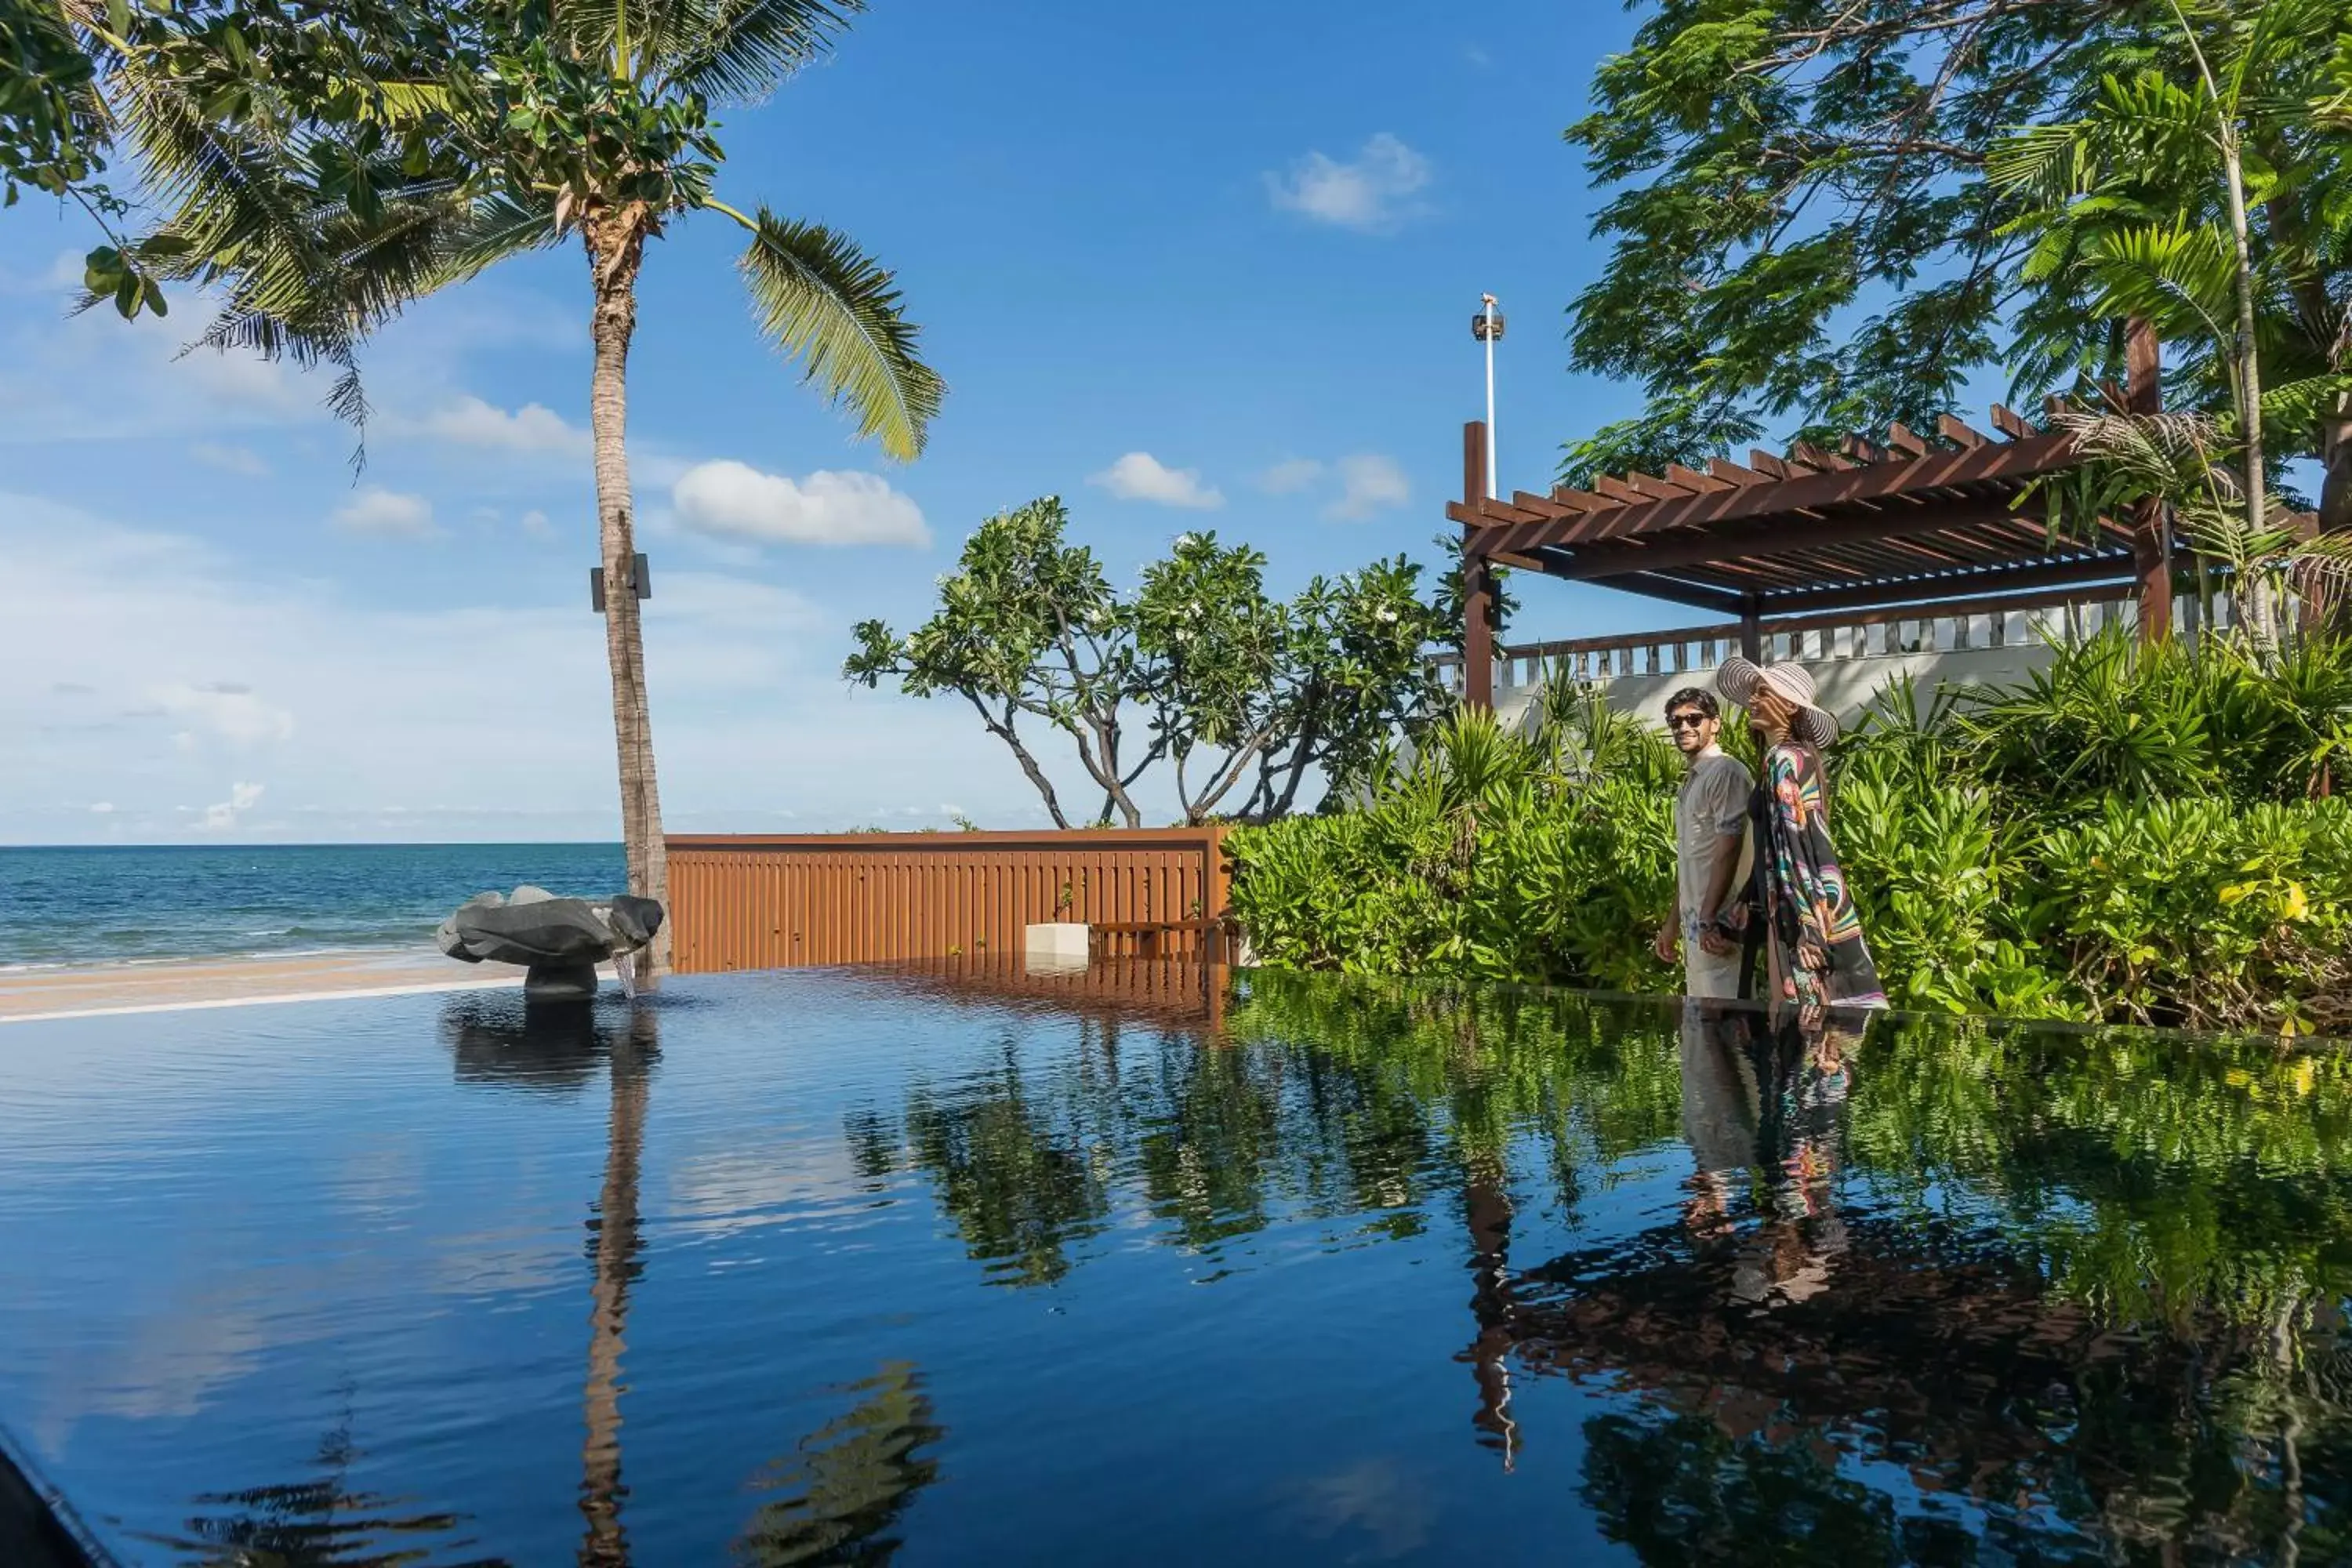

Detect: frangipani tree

[97,0,943,980]
[845,499,1454,826]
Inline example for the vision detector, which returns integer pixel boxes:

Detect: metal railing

[1430,586,2244,697]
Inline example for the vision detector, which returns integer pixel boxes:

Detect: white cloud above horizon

[671,461,930,547]
[198,781,266,831]
[1088,452,1225,510]
[331,488,438,539]
[1265,133,1432,232]
[1258,457,1324,495]
[1326,454,1411,520]
[0,492,1053,844]
[152,681,297,748]
[418,395,591,456]
[1256,452,1411,520]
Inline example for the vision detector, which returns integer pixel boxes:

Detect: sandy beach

[0,948,601,1024]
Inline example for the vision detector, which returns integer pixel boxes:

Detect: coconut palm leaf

[733,205,942,461]
[646,0,855,102]
[434,189,564,284]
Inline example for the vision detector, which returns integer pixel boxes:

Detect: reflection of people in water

[1676,1000,1759,1238]
[1679,1002,1869,1308]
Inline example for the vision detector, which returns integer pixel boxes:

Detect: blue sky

[2,0,1689,844]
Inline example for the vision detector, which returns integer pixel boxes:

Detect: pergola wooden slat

[1445,348,2177,709]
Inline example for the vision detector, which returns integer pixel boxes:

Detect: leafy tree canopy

[1563,0,2352,528]
[844,498,1457,827]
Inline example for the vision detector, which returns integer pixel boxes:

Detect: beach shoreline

[0,947,610,1023]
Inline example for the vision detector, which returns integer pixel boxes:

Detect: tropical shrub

[1230,630,2352,1036]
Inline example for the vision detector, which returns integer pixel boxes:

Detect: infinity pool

[2,964,2349,1564]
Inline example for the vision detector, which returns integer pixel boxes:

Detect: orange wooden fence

[665,827,1231,974]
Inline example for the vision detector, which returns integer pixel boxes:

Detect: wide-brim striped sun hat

[1715,657,1839,750]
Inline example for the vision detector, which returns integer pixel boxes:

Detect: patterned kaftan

[1755,742,1886,1009]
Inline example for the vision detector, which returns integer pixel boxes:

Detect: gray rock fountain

[436,885,666,1002]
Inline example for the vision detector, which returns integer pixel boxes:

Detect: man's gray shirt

[1675,746,1753,937]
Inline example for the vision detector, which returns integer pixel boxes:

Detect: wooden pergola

[1445,360,2174,709]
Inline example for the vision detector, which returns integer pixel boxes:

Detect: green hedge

[1229,630,2352,1036]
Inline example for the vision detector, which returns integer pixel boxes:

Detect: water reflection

[440,996,622,1096]
[437,995,663,1568]
[731,1362,944,1566]
[859,971,2352,1559]
[144,1412,507,1566]
[579,1007,656,1568]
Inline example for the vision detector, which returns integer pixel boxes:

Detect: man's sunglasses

[1665,712,1711,730]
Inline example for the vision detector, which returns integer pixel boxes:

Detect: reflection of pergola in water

[1452,1186,2323,1546]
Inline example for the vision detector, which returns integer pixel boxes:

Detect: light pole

[1472,295,1504,499]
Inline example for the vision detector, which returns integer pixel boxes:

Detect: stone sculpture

[436,885,666,1002]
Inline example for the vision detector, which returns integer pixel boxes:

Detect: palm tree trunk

[2220,125,2271,640]
[586,216,672,982]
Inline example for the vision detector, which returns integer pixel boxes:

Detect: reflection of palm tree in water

[568,1005,948,1568]
[147,1405,509,1566]
[579,1007,656,1568]
[731,1363,944,1566]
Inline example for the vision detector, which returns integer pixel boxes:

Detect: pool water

[2,964,2349,1565]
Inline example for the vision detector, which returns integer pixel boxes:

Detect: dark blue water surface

[0,844,626,967]
[2,965,2350,1565]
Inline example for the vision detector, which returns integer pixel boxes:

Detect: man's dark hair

[1664,688,1718,720]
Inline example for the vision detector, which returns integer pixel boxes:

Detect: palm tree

[107,0,945,982]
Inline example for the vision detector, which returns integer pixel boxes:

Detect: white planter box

[1022,922,1091,974]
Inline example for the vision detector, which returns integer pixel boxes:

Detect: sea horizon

[1,841,630,970]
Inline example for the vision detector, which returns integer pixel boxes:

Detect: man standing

[1653,688,1753,998]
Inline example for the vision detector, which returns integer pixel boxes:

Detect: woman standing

[1714,659,1886,1011]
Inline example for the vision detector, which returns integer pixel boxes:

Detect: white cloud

[200,781,266,830]
[189,442,270,477]
[1325,454,1411,521]
[1265,133,1433,232]
[420,395,591,456]
[0,493,1220,844]
[1258,458,1324,495]
[1088,452,1225,510]
[670,461,929,547]
[89,801,114,814]
[332,488,439,539]
[519,508,556,539]
[151,681,297,747]
[180,346,311,415]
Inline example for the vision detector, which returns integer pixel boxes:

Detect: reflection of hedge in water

[1845,1015,2352,1329]
[848,975,2352,1553]
[843,982,1686,1285]
[854,975,2352,1336]
[732,1361,943,1568]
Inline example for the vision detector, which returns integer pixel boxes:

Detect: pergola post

[1738,599,1762,662]
[2126,318,2172,642]
[1461,420,1494,711]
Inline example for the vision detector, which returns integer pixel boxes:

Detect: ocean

[0,843,628,969]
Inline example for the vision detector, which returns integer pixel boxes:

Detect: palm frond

[432,191,563,285]
[735,206,942,460]
[2080,220,2237,344]
[652,0,857,102]
[2290,532,2352,605]
[2261,374,2352,451]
